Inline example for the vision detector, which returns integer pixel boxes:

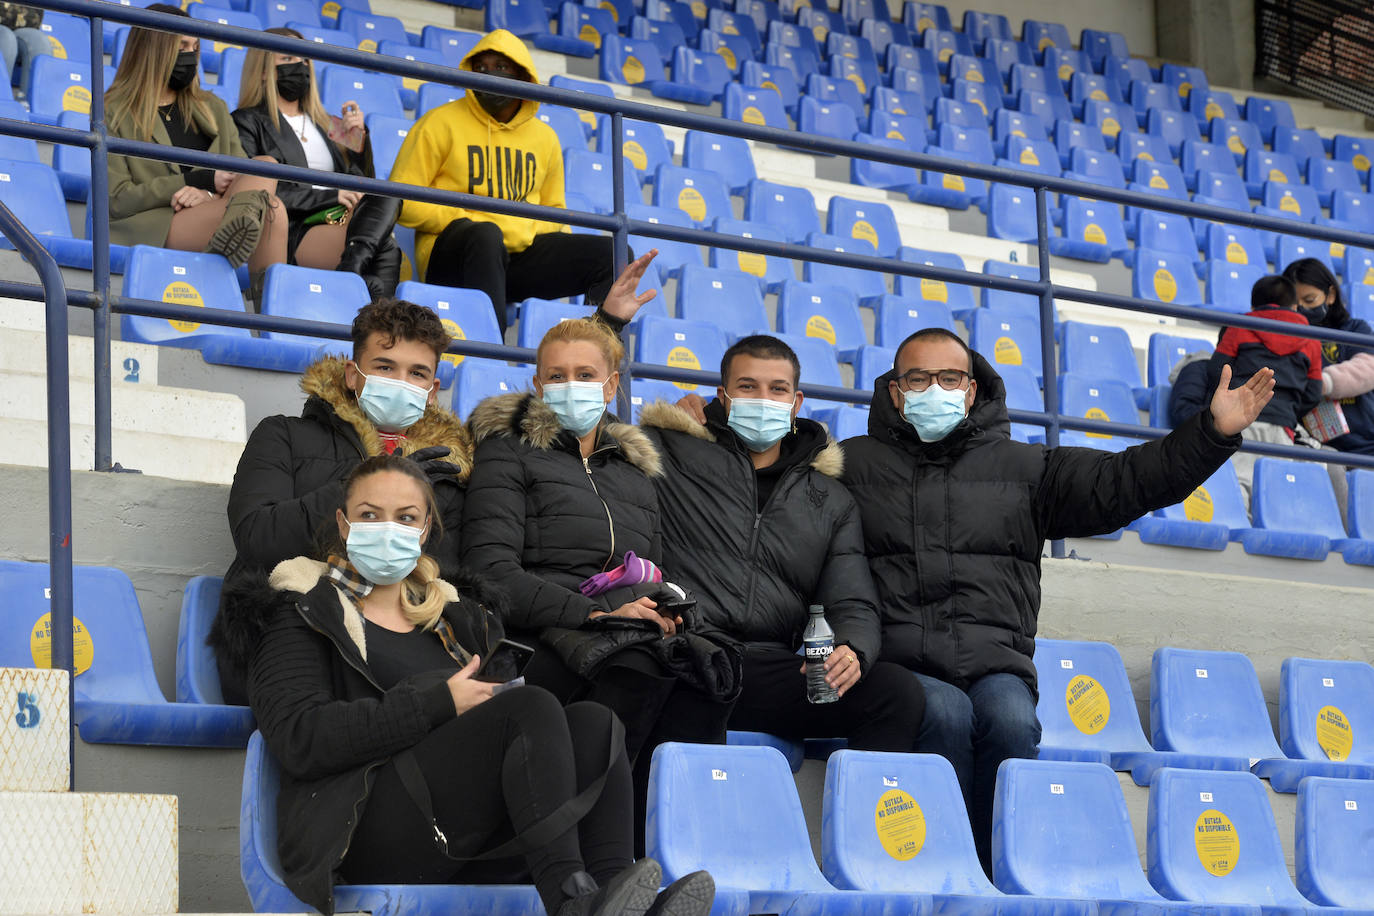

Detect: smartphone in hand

[328,104,365,153]
[475,638,536,684]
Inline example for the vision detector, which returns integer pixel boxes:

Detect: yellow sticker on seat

[690,0,706,16]
[886,129,905,141]
[1268,168,1288,183]
[717,46,736,70]
[1090,89,1108,102]
[1226,241,1248,264]
[723,22,738,35]
[965,68,984,83]
[63,84,91,114]
[1317,705,1353,761]
[441,319,466,366]
[598,1,617,19]
[741,106,765,125]
[1083,223,1107,245]
[814,24,828,42]
[1084,405,1111,437]
[1102,117,1121,138]
[920,277,948,302]
[1149,174,1169,190]
[1227,134,1246,155]
[1364,267,1374,286]
[322,0,340,17]
[1058,64,1074,80]
[1020,147,1040,166]
[1195,809,1239,876]
[1331,242,1346,260]
[938,47,954,63]
[916,16,934,32]
[162,281,204,332]
[677,186,706,221]
[994,336,1022,365]
[943,173,965,191]
[667,346,700,390]
[622,56,645,84]
[358,38,377,52]
[580,23,601,48]
[1178,81,1192,97]
[850,219,878,248]
[1038,36,1054,52]
[1184,485,1214,521]
[1066,674,1110,734]
[806,315,836,344]
[30,612,94,676]
[738,250,766,277]
[875,789,926,860]
[1354,154,1371,172]
[761,80,778,94]
[1279,194,1301,214]
[1154,268,1178,302]
[623,140,647,171]
[846,73,866,95]
[1205,102,1223,121]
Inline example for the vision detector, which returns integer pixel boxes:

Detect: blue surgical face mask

[344,519,426,585]
[542,380,608,436]
[357,372,430,431]
[726,395,795,452]
[903,386,968,442]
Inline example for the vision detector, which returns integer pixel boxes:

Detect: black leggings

[341,686,632,914]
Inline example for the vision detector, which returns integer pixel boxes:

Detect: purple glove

[579,551,663,597]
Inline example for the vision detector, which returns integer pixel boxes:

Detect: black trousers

[524,644,735,856]
[424,219,617,331]
[340,686,633,915]
[728,648,926,751]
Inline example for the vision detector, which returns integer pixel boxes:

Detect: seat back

[1061,198,1128,254]
[0,158,73,243]
[241,731,314,911]
[632,16,687,63]
[873,294,955,348]
[338,8,406,50]
[598,119,673,177]
[599,35,668,85]
[1262,181,1320,219]
[673,46,734,97]
[904,2,953,34]
[993,758,1162,900]
[320,65,403,118]
[827,196,900,258]
[1060,321,1143,390]
[1155,460,1251,530]
[564,148,643,205]
[634,316,729,395]
[1205,261,1265,313]
[626,202,702,273]
[1058,373,1140,438]
[0,560,163,706]
[709,216,791,290]
[893,247,974,316]
[29,55,94,123]
[1150,646,1284,759]
[261,263,371,354]
[1160,62,1208,99]
[422,24,481,65]
[772,332,844,388]
[741,60,800,113]
[366,113,411,178]
[175,576,226,704]
[647,742,833,888]
[652,163,731,225]
[122,245,252,347]
[1081,28,1129,63]
[1296,776,1374,907]
[1349,468,1374,539]
[798,95,860,141]
[683,130,756,194]
[678,265,768,340]
[777,279,865,353]
[1279,656,1374,765]
[485,0,551,36]
[722,82,791,129]
[1146,333,1211,387]
[1244,95,1296,142]
[801,231,885,300]
[1133,249,1203,306]
[1251,457,1346,540]
[516,299,596,349]
[744,179,820,243]
[969,310,1043,379]
[1203,223,1264,269]
[698,29,754,75]
[823,750,995,895]
[1147,767,1310,907]
[985,183,1037,243]
[999,363,1044,442]
[981,258,1042,318]
[395,281,499,369]
[1033,638,1154,759]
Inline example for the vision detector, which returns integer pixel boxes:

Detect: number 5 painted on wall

[14,690,40,728]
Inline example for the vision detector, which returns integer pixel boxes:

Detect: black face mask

[275,61,310,103]
[1303,303,1329,326]
[473,88,516,118]
[168,49,198,91]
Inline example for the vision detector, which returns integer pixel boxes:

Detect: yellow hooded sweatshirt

[389,29,567,278]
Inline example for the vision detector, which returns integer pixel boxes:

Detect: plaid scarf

[325,555,372,609]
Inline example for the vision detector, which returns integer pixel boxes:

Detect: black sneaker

[645,870,714,916]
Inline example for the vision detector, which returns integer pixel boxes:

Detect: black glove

[400,445,463,481]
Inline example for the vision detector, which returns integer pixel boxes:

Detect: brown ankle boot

[206,189,270,269]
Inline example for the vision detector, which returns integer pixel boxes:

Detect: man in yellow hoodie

[389,29,615,331]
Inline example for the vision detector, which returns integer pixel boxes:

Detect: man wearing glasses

[841,327,1276,873]
[389,29,616,330]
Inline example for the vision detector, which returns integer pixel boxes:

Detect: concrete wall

[1156,0,1254,86]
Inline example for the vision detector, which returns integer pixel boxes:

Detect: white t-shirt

[284,113,334,188]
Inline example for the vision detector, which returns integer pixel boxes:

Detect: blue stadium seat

[486,0,594,55]
[1052,120,1107,170]
[1044,46,1092,84]
[947,52,999,91]
[626,378,688,422]
[242,730,541,914]
[50,110,91,202]
[741,60,800,116]
[908,127,989,210]
[1193,170,1253,216]
[1204,261,1265,314]
[797,6,847,48]
[648,743,925,916]
[904,2,952,34]
[635,316,729,396]
[1350,468,1374,538]
[0,102,37,165]
[777,279,866,358]
[1258,180,1321,222]
[643,0,699,42]
[994,109,1049,152]
[394,281,500,371]
[534,104,589,153]
[893,247,975,319]
[0,158,105,270]
[1209,117,1261,167]
[999,363,1044,442]
[1022,19,1071,57]
[859,19,909,62]
[1130,157,1188,200]
[1069,71,1123,116]
[842,0,887,28]
[564,148,644,206]
[175,576,236,706]
[1060,321,1142,389]
[707,8,762,57]
[886,46,941,92]
[745,178,820,243]
[849,345,894,387]
[764,42,818,84]
[1134,250,1204,307]
[557,3,615,54]
[805,72,865,124]
[993,758,1203,913]
[982,38,1033,81]
[1188,87,1241,124]
[722,82,791,129]
[850,133,921,191]
[28,55,97,126]
[683,129,756,194]
[1279,657,1374,777]
[1345,247,1374,288]
[969,310,1043,380]
[630,16,686,64]
[515,298,595,349]
[261,263,371,355]
[1244,95,1297,144]
[767,20,821,68]
[0,560,255,747]
[1332,190,1374,231]
[626,202,702,275]
[1058,373,1142,445]
[824,749,1092,916]
[1062,148,1126,189]
[770,332,845,388]
[1251,457,1374,565]
[710,216,792,292]
[188,5,263,72]
[250,0,321,29]
[872,295,955,347]
[590,0,634,27]
[934,95,989,132]
[1130,79,1182,123]
[599,36,711,104]
[1130,461,1252,553]
[1082,98,1137,149]
[725,729,805,774]
[598,120,673,178]
[1242,148,1301,198]
[1105,55,1155,94]
[421,24,481,65]
[1309,158,1364,208]
[1147,108,1201,157]
[801,232,886,302]
[1147,332,1212,388]
[981,259,1044,320]
[799,95,860,142]
[985,183,1038,243]
[1296,777,1374,908]
[1147,768,1339,913]
[1051,198,1128,263]
[678,264,769,340]
[1275,236,1336,275]
[1273,125,1326,167]
[827,197,900,257]
[1000,136,1060,176]
[451,359,532,420]
[1179,140,1237,192]
[415,82,462,117]
[338,8,406,51]
[121,244,255,350]
[1159,62,1208,100]
[1012,89,1072,137]
[1132,210,1199,264]
[811,404,871,440]
[320,65,403,118]
[922,28,973,72]
[826,32,879,92]
[365,114,411,179]
[652,163,731,225]
[1333,134,1374,177]
[1006,62,1054,98]
[698,28,754,76]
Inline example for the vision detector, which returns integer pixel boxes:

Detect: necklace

[285,112,308,141]
[158,101,175,122]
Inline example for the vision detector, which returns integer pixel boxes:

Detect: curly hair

[351,298,452,363]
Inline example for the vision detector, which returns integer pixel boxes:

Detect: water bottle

[804,605,839,704]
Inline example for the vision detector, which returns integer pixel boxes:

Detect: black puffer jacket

[232,103,374,222]
[214,357,472,701]
[842,351,1241,695]
[638,401,881,668]
[223,557,504,916]
[460,392,664,632]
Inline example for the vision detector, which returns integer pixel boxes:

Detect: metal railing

[7,0,1374,783]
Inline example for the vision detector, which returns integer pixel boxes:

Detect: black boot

[336,193,401,295]
[554,859,662,916]
[362,235,401,299]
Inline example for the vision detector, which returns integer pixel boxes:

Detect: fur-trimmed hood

[468,391,664,477]
[638,400,845,479]
[300,357,475,482]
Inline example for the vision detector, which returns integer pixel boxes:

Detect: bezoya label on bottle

[804,641,834,660]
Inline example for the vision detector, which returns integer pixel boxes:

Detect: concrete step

[0,668,69,793]
[0,791,177,915]
[0,319,162,386]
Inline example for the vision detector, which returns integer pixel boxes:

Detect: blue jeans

[0,26,50,96]
[913,672,1041,871]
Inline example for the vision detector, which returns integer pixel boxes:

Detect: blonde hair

[536,316,626,378]
[106,17,216,141]
[237,27,331,133]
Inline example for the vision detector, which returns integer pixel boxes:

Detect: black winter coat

[460,392,664,631]
[215,357,472,702]
[842,351,1240,695]
[638,401,882,669]
[222,557,504,916]
[231,103,375,221]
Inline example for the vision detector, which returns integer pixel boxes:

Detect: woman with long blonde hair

[105,3,287,290]
[232,27,400,297]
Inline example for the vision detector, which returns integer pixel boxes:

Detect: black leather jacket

[231,102,374,218]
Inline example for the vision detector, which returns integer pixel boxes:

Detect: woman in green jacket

[105,4,287,284]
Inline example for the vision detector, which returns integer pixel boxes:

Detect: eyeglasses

[897,368,971,392]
